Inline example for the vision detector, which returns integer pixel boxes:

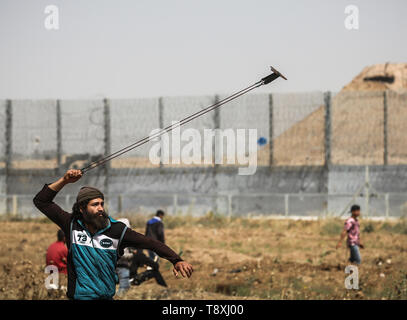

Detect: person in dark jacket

[33,169,193,300]
[145,210,165,262]
[130,249,167,287]
[46,229,68,275]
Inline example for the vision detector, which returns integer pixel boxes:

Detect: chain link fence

[11,100,58,169]
[110,98,159,168]
[0,91,407,219]
[331,91,385,165]
[2,91,407,170]
[387,90,407,164]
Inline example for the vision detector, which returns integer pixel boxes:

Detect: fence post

[383,90,388,166]
[385,193,389,219]
[189,197,196,216]
[5,100,12,214]
[365,166,369,218]
[213,95,220,213]
[12,195,17,216]
[103,98,111,197]
[118,194,122,214]
[158,97,164,168]
[56,99,62,173]
[284,194,289,217]
[173,194,178,215]
[269,94,274,168]
[324,92,332,167]
[228,194,233,219]
[213,95,220,167]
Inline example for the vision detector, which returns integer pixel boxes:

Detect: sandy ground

[0,215,406,300]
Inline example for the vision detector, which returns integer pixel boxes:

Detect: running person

[33,169,193,300]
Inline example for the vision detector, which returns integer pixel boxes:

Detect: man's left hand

[173,261,193,278]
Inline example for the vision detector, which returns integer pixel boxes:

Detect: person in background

[115,218,133,296]
[336,204,364,265]
[130,249,167,288]
[46,229,68,275]
[145,210,165,262]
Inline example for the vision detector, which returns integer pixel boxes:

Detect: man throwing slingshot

[33,169,193,300]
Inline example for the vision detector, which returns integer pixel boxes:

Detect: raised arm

[48,169,82,192]
[33,169,82,231]
[121,228,193,278]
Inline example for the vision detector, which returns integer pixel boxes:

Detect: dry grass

[0,214,406,300]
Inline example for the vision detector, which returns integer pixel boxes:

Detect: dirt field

[0,214,406,300]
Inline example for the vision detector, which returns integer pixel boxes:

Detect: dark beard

[82,209,109,231]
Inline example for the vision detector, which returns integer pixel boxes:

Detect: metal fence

[1,90,407,219]
[1,192,406,219]
[1,90,407,171]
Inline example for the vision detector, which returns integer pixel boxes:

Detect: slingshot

[81,66,287,173]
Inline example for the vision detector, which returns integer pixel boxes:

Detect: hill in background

[271,63,407,166]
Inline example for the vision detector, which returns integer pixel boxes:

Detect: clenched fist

[63,169,83,184]
[173,261,194,278]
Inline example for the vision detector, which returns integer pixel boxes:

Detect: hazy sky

[0,0,406,99]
